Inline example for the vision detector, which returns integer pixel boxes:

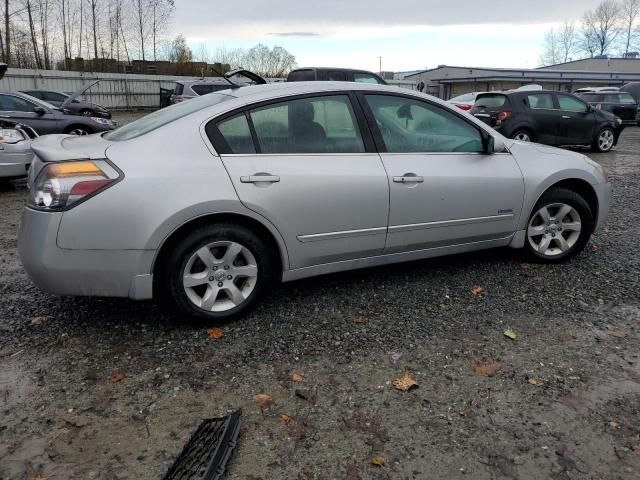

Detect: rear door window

[0,95,38,112]
[287,70,315,81]
[617,93,637,104]
[557,95,588,113]
[354,73,384,84]
[215,113,256,154]
[526,93,554,109]
[248,95,364,154]
[326,71,348,81]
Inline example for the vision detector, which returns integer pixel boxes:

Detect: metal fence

[0,68,206,109]
[0,68,418,110]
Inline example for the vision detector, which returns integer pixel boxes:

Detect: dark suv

[471,90,623,152]
[576,91,639,126]
[287,67,387,85]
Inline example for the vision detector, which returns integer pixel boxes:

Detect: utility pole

[378,56,382,74]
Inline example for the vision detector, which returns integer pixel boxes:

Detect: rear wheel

[511,130,533,142]
[592,127,615,152]
[163,224,277,322]
[524,188,594,263]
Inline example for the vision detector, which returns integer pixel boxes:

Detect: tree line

[1,0,298,77]
[540,0,640,66]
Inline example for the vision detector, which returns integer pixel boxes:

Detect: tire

[64,125,92,136]
[524,187,594,263]
[592,127,615,152]
[162,223,277,322]
[79,109,94,117]
[511,130,533,142]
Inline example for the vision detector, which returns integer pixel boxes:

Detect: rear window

[190,84,229,95]
[104,93,234,141]
[287,70,315,82]
[474,94,508,108]
[450,93,475,103]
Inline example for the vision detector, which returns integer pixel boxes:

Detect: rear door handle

[240,174,280,183]
[393,175,424,184]
[562,116,572,119]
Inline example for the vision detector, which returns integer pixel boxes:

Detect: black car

[620,82,640,124]
[287,67,387,85]
[471,90,623,152]
[576,91,638,126]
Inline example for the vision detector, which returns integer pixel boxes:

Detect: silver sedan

[18,82,611,321]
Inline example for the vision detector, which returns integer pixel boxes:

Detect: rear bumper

[18,208,155,300]
[0,142,33,178]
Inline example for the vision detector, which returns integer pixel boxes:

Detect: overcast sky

[175,0,603,72]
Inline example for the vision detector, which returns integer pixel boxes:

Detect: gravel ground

[0,122,639,480]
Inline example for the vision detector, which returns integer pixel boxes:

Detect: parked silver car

[0,120,37,181]
[19,82,610,321]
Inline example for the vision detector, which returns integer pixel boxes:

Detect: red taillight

[69,179,113,195]
[457,104,473,111]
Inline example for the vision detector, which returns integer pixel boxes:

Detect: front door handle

[240,174,280,183]
[393,174,424,184]
[562,115,572,119]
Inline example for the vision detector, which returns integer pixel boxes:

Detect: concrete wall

[537,58,640,73]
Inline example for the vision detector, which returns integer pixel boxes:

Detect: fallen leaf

[371,457,385,467]
[291,372,304,382]
[504,328,517,340]
[531,276,543,283]
[605,327,626,338]
[207,327,224,339]
[470,358,498,377]
[280,413,293,425]
[520,262,535,270]
[353,314,368,324]
[528,378,539,385]
[30,316,48,326]
[471,286,485,296]
[392,372,418,391]
[439,303,450,309]
[253,393,273,407]
[108,371,125,384]
[390,352,402,364]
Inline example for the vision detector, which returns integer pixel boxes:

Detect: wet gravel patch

[0,128,639,479]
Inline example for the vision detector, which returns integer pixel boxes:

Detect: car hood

[60,80,99,109]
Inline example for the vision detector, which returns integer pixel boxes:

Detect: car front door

[0,94,59,134]
[360,93,524,253]
[556,94,595,144]
[209,93,390,269]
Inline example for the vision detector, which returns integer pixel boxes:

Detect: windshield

[104,92,235,141]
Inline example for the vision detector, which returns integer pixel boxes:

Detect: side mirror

[33,106,46,116]
[485,135,495,154]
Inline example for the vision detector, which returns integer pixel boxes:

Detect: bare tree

[580,0,622,56]
[620,0,640,55]
[167,34,191,63]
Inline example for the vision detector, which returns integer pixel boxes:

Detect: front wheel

[524,188,594,263]
[65,125,92,136]
[592,127,615,152]
[163,224,277,322]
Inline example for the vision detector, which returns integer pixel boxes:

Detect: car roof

[177,79,231,85]
[291,67,380,74]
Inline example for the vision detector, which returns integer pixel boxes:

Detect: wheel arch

[63,123,94,134]
[152,212,289,283]
[530,178,599,226]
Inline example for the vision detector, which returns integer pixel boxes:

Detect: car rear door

[360,93,524,253]
[208,93,390,269]
[611,93,638,123]
[522,92,563,144]
[556,94,595,145]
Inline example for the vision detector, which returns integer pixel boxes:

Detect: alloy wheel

[69,128,89,136]
[527,203,582,257]
[513,132,531,142]
[182,241,258,312]
[598,129,614,151]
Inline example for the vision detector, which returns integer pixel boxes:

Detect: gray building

[405,57,640,99]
